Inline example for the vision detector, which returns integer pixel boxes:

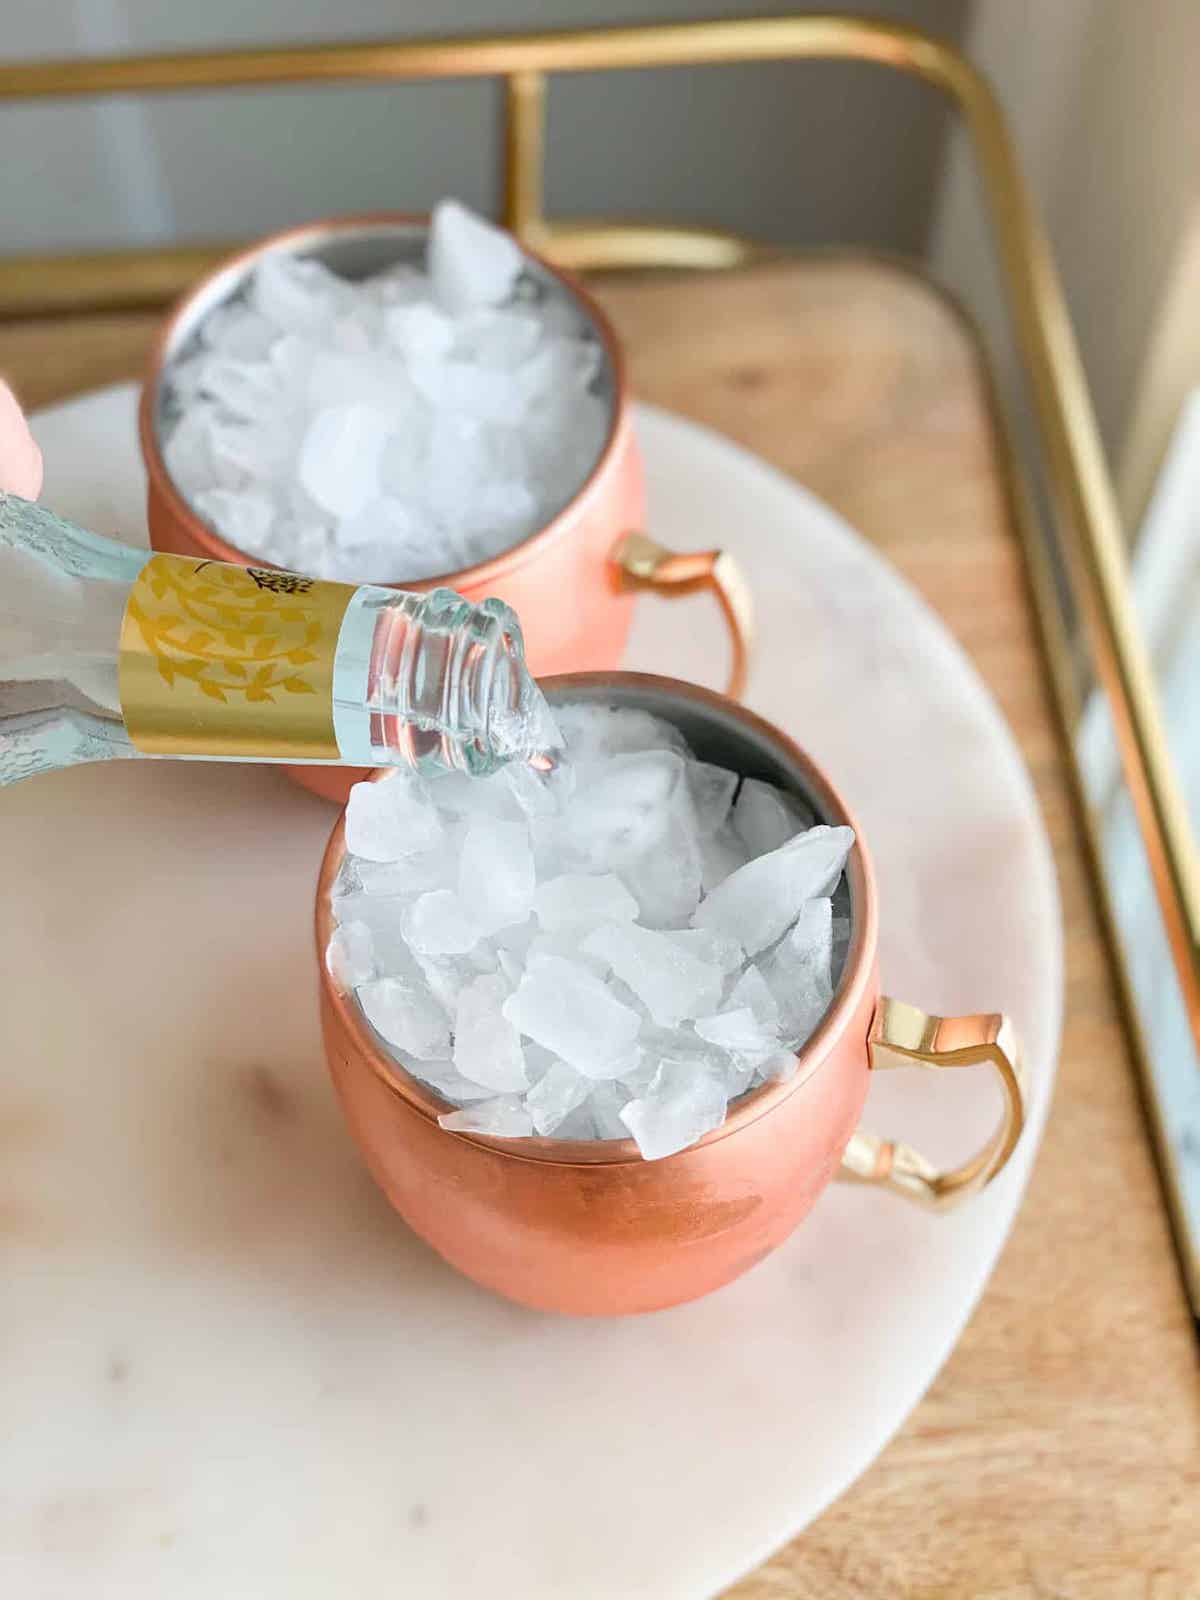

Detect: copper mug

[315,673,1027,1317]
[139,215,751,804]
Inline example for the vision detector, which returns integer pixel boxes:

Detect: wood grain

[3,259,1197,1598]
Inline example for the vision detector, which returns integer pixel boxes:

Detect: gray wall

[1,1,967,258]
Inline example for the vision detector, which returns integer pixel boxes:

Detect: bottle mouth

[361,586,561,777]
[465,596,562,773]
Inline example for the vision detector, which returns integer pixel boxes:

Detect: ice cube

[727,963,779,1026]
[560,751,685,861]
[621,819,703,927]
[525,1058,590,1134]
[459,307,542,369]
[332,310,377,355]
[534,873,638,932]
[332,854,362,898]
[428,768,521,822]
[732,777,815,859]
[619,1059,728,1161]
[207,418,292,487]
[493,917,535,960]
[357,975,451,1060]
[252,253,342,334]
[762,898,835,1045]
[367,264,428,308]
[378,418,431,499]
[330,891,418,975]
[401,890,482,957]
[549,1105,597,1140]
[304,347,392,412]
[586,1081,633,1140]
[402,1057,496,1105]
[517,338,601,407]
[460,484,539,557]
[699,825,753,892]
[668,927,745,976]
[618,1052,657,1095]
[754,1051,799,1085]
[197,357,279,423]
[269,332,316,390]
[438,1097,534,1136]
[582,921,723,1026]
[558,749,703,924]
[325,920,375,989]
[687,762,739,835]
[284,522,335,577]
[693,1006,779,1063]
[453,974,527,1091]
[413,948,492,1019]
[555,703,686,765]
[297,404,392,519]
[511,689,564,770]
[338,496,421,559]
[162,406,216,497]
[563,755,684,844]
[526,931,611,978]
[192,487,274,553]
[636,1025,726,1076]
[458,816,535,934]
[356,847,453,898]
[429,199,523,315]
[199,302,277,361]
[344,776,443,862]
[496,948,525,989]
[502,954,641,1078]
[383,301,454,359]
[424,414,489,547]
[529,814,565,881]
[163,349,208,405]
[421,360,517,426]
[692,825,854,954]
[501,759,567,819]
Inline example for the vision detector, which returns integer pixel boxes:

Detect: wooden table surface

[3,259,1198,1598]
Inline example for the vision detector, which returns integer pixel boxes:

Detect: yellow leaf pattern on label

[119,555,357,758]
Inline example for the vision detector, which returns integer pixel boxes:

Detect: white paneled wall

[2,1,966,256]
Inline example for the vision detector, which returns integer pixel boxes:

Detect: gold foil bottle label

[118,554,355,758]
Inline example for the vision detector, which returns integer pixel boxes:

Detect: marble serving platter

[0,385,1061,1598]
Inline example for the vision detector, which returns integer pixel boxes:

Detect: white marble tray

[1,385,1061,1598]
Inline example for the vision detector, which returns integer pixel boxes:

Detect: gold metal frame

[0,15,1194,1297]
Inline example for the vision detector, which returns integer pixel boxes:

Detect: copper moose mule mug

[315,673,1028,1317]
[139,215,752,804]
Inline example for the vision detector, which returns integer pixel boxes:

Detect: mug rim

[314,671,879,1167]
[137,208,631,591]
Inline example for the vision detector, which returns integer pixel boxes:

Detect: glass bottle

[0,492,559,787]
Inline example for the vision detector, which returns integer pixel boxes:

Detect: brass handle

[839,997,1027,1211]
[614,531,753,700]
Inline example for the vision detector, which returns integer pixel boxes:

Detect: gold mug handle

[614,532,754,700]
[839,998,1028,1211]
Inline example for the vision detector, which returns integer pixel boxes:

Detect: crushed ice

[328,704,855,1159]
[161,199,610,582]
